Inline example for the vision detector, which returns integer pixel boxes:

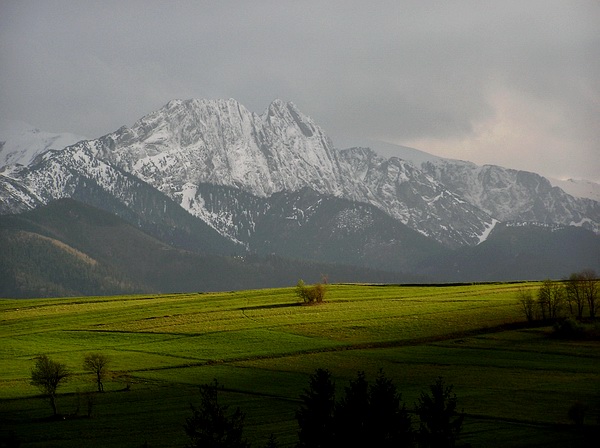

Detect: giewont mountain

[1,99,599,284]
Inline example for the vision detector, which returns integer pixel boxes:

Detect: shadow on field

[239,302,302,311]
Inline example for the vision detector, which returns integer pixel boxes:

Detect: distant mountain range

[1,99,598,297]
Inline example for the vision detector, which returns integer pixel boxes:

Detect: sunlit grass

[1,282,597,447]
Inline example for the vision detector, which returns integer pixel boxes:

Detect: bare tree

[580,270,598,318]
[83,353,110,392]
[30,355,71,416]
[565,273,586,318]
[516,286,536,322]
[538,280,564,320]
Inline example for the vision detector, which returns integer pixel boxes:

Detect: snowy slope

[0,119,86,168]
[367,140,600,233]
[90,99,345,197]
[418,158,600,234]
[548,178,600,202]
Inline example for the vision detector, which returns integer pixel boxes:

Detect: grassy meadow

[1,283,599,447]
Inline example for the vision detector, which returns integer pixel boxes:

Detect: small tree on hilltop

[416,377,464,448]
[296,279,327,305]
[30,354,71,416]
[83,353,110,392]
[184,379,249,448]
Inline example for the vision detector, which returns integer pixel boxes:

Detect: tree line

[516,270,598,322]
[30,354,464,447]
[185,370,464,448]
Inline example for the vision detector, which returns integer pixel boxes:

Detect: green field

[1,283,599,447]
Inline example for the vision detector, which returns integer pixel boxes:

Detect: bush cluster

[296,279,327,304]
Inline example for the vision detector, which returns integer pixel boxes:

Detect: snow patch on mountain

[334,208,374,233]
[477,218,499,244]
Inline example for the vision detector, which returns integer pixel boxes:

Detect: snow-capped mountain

[36,98,493,247]
[1,98,598,253]
[0,140,240,254]
[0,119,86,168]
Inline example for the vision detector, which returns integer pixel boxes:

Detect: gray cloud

[1,0,598,181]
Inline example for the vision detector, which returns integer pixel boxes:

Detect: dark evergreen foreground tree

[335,371,370,447]
[296,368,336,448]
[416,377,463,448]
[368,370,413,447]
[298,369,413,447]
[184,379,249,448]
[30,354,71,416]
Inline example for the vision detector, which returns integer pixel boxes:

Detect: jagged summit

[89,97,342,200]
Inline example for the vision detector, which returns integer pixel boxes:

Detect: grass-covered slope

[1,283,598,447]
[0,228,145,297]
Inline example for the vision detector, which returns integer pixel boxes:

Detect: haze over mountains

[1,99,598,297]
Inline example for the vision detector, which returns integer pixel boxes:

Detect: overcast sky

[1,1,598,181]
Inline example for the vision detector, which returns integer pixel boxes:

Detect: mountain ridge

[1,98,598,255]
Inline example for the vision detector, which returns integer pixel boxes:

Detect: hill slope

[0,199,419,297]
[426,222,600,281]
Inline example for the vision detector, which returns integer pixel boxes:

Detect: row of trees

[185,370,464,448]
[517,270,598,322]
[296,369,463,448]
[30,353,110,416]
